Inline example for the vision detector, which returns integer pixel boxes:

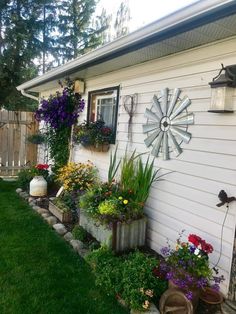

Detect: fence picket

[0,110,38,176]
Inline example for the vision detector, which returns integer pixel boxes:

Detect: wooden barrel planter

[79,210,147,252]
[159,289,193,314]
[168,280,200,312]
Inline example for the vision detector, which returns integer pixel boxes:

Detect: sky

[96,0,200,31]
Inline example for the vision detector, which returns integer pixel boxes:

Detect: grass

[0,180,128,314]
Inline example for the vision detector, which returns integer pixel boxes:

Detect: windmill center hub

[160,116,170,131]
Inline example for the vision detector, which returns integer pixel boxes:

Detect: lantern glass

[209,86,234,112]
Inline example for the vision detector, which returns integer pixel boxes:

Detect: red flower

[36,164,49,170]
[201,240,213,254]
[188,234,202,247]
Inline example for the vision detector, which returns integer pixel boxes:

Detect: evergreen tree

[58,0,109,62]
[114,0,130,39]
[0,0,41,110]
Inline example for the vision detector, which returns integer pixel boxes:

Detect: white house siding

[40,36,236,295]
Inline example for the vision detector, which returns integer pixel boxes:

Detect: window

[87,86,120,143]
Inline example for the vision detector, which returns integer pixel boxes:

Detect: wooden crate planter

[79,210,147,252]
[49,201,72,223]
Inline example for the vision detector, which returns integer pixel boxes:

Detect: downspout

[20,89,39,101]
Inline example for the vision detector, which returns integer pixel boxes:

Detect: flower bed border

[80,209,147,252]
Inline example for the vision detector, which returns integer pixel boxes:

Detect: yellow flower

[118,196,123,200]
[123,199,128,205]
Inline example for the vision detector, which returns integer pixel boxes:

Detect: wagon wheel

[159,289,193,314]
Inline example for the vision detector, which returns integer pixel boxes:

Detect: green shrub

[86,247,167,311]
[72,225,87,242]
[27,133,46,144]
[17,168,34,191]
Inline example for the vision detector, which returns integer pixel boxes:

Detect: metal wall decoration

[142,88,194,160]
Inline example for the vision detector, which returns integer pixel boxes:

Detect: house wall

[40,36,236,295]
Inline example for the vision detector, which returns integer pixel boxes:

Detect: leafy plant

[17,168,34,191]
[72,225,87,242]
[27,133,46,145]
[35,79,85,171]
[74,120,113,146]
[53,197,71,213]
[155,231,225,300]
[108,146,120,184]
[86,247,167,311]
[56,161,98,192]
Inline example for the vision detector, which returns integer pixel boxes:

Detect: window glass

[88,87,119,143]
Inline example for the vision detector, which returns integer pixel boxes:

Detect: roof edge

[17,0,236,91]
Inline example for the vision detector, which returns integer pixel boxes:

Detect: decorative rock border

[15,188,160,314]
[15,188,90,258]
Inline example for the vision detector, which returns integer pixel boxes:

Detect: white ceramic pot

[30,176,47,197]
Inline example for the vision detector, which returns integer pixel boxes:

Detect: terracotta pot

[200,287,223,305]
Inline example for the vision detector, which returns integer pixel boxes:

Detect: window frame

[87,85,120,144]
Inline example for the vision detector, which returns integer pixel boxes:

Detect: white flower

[194,248,200,255]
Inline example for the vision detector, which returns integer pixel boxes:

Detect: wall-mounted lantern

[208,64,236,113]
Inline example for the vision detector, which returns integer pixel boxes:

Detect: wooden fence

[0,110,38,176]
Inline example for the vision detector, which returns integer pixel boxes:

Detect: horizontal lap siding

[45,37,236,295]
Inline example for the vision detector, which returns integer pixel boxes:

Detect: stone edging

[15,188,160,314]
[15,188,90,258]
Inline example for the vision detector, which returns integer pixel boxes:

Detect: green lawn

[0,180,128,314]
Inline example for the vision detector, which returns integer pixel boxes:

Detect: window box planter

[81,143,110,152]
[79,209,147,252]
[49,201,72,223]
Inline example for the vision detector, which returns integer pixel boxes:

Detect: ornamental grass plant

[79,149,162,225]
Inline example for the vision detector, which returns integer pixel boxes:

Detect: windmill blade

[171,113,194,126]
[167,130,182,156]
[170,126,191,143]
[160,88,168,115]
[144,129,160,147]
[144,108,160,122]
[169,96,191,120]
[151,132,163,157]
[142,123,159,134]
[152,95,163,119]
[167,88,181,116]
[162,132,169,160]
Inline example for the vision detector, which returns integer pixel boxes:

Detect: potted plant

[49,161,98,222]
[27,133,46,145]
[29,164,49,197]
[155,231,225,311]
[74,120,113,152]
[79,150,162,252]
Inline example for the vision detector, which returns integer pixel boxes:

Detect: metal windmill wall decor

[143,88,194,160]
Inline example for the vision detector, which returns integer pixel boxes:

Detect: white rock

[16,188,23,193]
[70,240,83,252]
[42,212,50,218]
[64,232,73,242]
[37,208,49,215]
[32,205,40,211]
[28,197,35,203]
[45,216,57,225]
[53,223,67,235]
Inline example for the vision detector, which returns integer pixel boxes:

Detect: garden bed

[49,201,72,223]
[80,210,147,252]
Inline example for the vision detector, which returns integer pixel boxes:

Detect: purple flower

[161,246,171,257]
[185,291,193,300]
